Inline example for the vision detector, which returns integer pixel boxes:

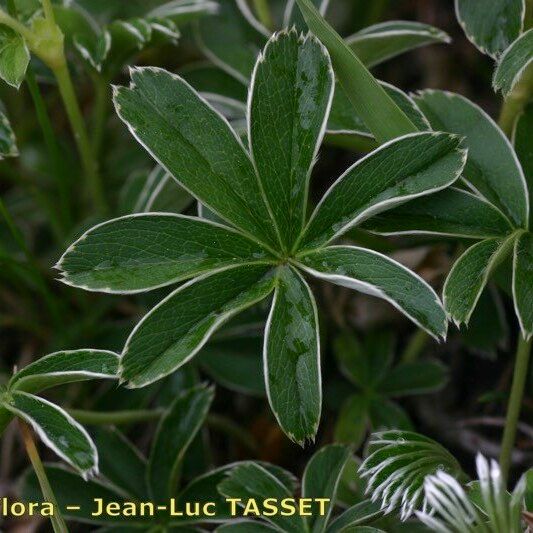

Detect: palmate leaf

[346,21,450,68]
[414,90,529,228]
[302,445,351,532]
[377,361,447,397]
[9,349,119,393]
[148,385,213,503]
[4,393,98,478]
[57,214,272,293]
[443,237,514,327]
[368,398,412,432]
[335,394,369,448]
[455,0,525,58]
[297,246,447,339]
[121,265,276,387]
[493,29,533,96]
[0,26,29,88]
[113,66,280,249]
[363,187,514,239]
[359,430,463,519]
[514,102,532,228]
[265,266,320,444]
[297,132,466,250]
[249,29,333,250]
[513,232,533,339]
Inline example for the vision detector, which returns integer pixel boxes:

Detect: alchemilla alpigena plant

[57,28,467,444]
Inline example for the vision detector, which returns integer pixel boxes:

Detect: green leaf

[265,266,321,444]
[444,237,513,326]
[0,109,17,158]
[414,89,528,228]
[298,132,466,250]
[455,0,525,57]
[294,0,418,143]
[326,500,382,533]
[249,30,333,250]
[113,66,279,249]
[0,26,29,88]
[147,0,218,25]
[121,265,275,387]
[218,462,307,532]
[368,398,412,431]
[217,522,278,532]
[363,187,514,239]
[494,29,533,96]
[377,360,448,397]
[9,349,119,393]
[334,394,368,448]
[513,102,532,228]
[346,21,450,68]
[297,246,447,339]
[148,385,214,502]
[195,0,267,83]
[4,392,98,478]
[92,427,147,500]
[284,0,328,31]
[302,444,351,532]
[359,430,463,519]
[58,214,273,293]
[513,231,533,340]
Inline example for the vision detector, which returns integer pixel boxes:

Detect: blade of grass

[295,0,418,142]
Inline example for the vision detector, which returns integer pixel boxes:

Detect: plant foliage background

[0,0,532,531]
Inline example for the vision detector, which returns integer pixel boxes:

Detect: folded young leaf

[57,214,273,293]
[249,30,334,250]
[415,90,528,228]
[363,187,514,239]
[121,265,275,387]
[9,349,119,393]
[444,237,513,326]
[218,462,307,532]
[0,27,30,89]
[113,67,280,249]
[326,500,382,533]
[513,232,533,340]
[148,385,214,502]
[5,392,98,479]
[302,444,350,532]
[297,246,447,339]
[493,29,533,97]
[264,266,321,444]
[299,132,466,249]
[92,427,147,500]
[377,360,448,397]
[455,0,525,58]
[346,21,450,68]
[0,109,17,158]
[513,103,532,228]
[334,394,369,448]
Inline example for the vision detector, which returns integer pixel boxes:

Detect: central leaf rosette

[58,29,467,444]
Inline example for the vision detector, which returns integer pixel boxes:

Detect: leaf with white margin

[0,109,17,158]
[113,66,280,250]
[57,214,273,293]
[302,444,350,532]
[4,392,98,479]
[513,232,533,340]
[493,29,533,97]
[264,266,321,445]
[217,522,278,532]
[415,90,529,229]
[514,102,533,228]
[148,385,214,503]
[363,187,513,239]
[249,30,334,250]
[284,0,329,31]
[218,462,307,532]
[326,500,382,533]
[9,349,119,393]
[121,264,276,388]
[455,0,525,58]
[0,26,29,89]
[444,237,515,327]
[297,246,447,339]
[298,132,466,250]
[346,21,450,68]
[147,0,219,24]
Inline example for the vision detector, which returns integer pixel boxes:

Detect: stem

[253,0,273,30]
[401,329,429,363]
[0,8,32,39]
[499,335,532,482]
[19,420,68,533]
[52,60,107,213]
[40,0,55,22]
